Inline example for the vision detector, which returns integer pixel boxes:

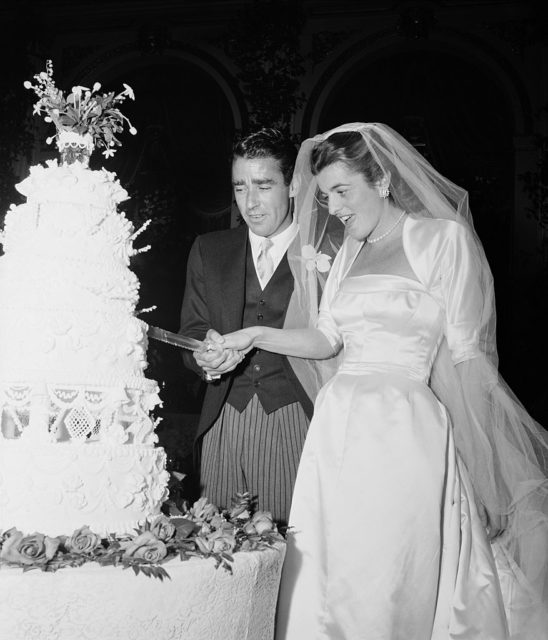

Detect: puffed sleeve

[316,237,361,352]
[438,221,490,364]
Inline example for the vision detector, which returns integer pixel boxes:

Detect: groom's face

[232,155,294,239]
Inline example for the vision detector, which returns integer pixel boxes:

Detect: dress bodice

[317,216,486,381]
[329,274,443,381]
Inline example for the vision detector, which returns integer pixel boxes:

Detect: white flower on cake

[97,344,117,367]
[111,471,147,509]
[66,489,88,511]
[33,334,56,354]
[122,83,135,100]
[51,316,72,336]
[103,422,129,446]
[133,346,147,371]
[126,318,144,344]
[24,60,137,159]
[62,474,84,492]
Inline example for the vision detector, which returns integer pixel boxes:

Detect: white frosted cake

[0,68,287,640]
[0,76,169,536]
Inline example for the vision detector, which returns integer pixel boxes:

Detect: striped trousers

[200,395,309,525]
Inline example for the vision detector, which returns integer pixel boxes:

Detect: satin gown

[276,217,512,640]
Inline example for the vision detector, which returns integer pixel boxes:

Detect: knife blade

[147,325,208,352]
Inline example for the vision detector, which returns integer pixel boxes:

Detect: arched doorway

[315,49,514,288]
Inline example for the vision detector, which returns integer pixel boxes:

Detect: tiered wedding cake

[0,63,169,537]
[0,64,287,640]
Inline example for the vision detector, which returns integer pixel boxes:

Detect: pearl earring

[378,185,390,198]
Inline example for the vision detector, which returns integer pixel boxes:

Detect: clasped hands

[194,329,254,379]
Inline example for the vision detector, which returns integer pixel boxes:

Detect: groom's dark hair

[233,128,297,186]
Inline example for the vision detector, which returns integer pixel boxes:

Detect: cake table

[0,543,285,640]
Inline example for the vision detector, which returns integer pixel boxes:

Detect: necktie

[256,237,274,284]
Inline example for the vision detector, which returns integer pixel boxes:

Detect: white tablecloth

[0,544,285,640]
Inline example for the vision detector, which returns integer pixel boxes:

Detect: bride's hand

[485,510,508,541]
[475,499,507,541]
[194,329,243,376]
[221,329,256,353]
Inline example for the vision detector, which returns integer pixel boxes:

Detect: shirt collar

[248,218,298,252]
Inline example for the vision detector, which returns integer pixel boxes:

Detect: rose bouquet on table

[0,492,284,580]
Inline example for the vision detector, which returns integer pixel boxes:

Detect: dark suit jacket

[179,226,313,450]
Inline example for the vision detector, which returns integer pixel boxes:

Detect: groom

[179,128,313,524]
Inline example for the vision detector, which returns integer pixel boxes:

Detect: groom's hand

[194,329,243,376]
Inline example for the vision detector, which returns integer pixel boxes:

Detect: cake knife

[147,325,209,352]
[147,325,221,381]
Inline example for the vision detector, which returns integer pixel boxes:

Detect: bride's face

[316,161,382,241]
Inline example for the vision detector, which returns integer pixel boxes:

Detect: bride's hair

[310,131,384,186]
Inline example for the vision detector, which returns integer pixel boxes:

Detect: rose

[188,497,219,522]
[243,511,275,535]
[210,528,236,554]
[65,526,101,554]
[0,528,60,565]
[251,511,275,535]
[195,528,236,555]
[150,516,176,542]
[209,514,227,529]
[123,531,167,563]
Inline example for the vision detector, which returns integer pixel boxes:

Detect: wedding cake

[0,62,169,537]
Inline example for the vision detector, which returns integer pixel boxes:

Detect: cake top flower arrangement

[24,59,137,159]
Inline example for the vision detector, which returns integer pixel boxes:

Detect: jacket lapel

[216,227,248,333]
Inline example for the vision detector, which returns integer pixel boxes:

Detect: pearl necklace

[367,210,406,244]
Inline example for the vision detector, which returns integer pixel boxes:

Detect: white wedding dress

[276,216,532,640]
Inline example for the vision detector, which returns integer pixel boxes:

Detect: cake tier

[3,161,132,262]
[16,160,128,210]
[0,308,149,386]
[2,199,139,268]
[0,440,169,537]
[0,235,139,306]
[0,379,161,445]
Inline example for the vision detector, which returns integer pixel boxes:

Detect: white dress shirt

[249,219,299,289]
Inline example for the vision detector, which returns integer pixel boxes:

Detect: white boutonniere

[301,244,332,273]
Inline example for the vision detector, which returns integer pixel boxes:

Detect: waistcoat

[226,247,299,413]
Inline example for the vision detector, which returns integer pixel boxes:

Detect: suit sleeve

[179,236,210,376]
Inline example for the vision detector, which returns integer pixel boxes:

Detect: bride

[213,123,548,639]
